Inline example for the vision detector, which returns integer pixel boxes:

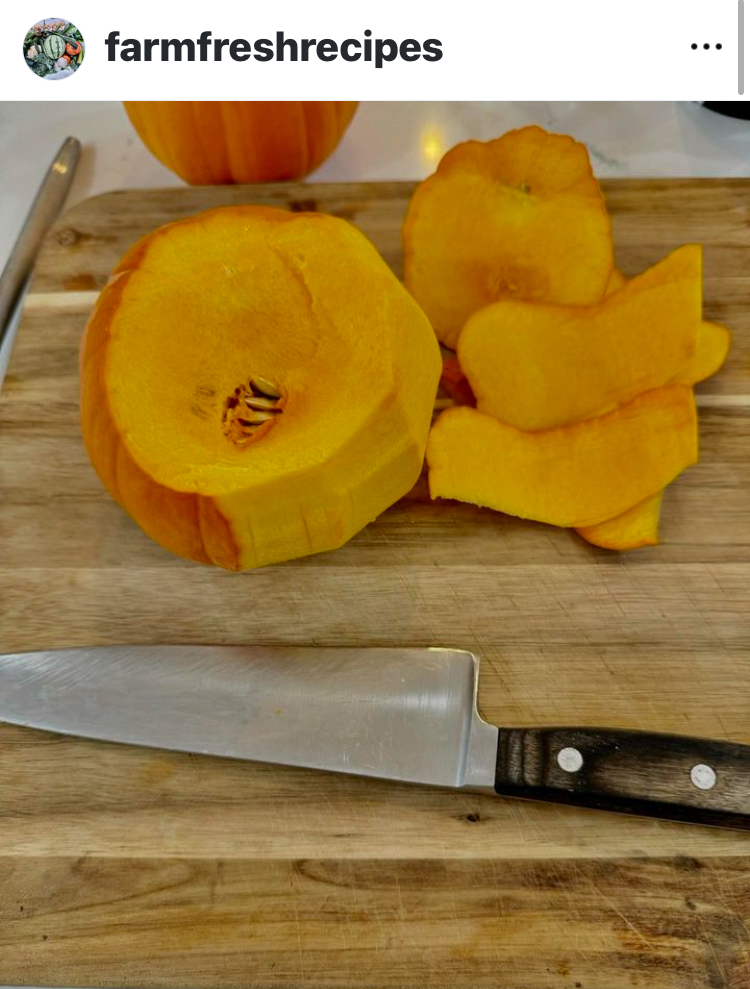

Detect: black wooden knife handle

[494,727,750,829]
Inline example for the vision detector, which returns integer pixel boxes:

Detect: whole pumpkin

[123,101,358,184]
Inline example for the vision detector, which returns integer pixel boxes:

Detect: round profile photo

[24,18,84,79]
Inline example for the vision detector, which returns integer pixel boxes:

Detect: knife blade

[0,646,748,829]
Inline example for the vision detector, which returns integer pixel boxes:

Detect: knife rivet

[690,764,717,790]
[557,747,583,773]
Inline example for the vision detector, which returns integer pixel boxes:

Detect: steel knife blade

[1,646,748,829]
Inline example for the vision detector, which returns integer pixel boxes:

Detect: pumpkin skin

[123,102,358,185]
[427,387,698,530]
[80,206,441,570]
[403,126,614,348]
[458,245,702,431]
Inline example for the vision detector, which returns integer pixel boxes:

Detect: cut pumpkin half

[81,205,442,569]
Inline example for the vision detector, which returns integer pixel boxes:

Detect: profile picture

[24,18,84,79]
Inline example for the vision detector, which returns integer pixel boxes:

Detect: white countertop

[2,99,750,383]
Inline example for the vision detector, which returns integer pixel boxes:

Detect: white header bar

[3,0,746,100]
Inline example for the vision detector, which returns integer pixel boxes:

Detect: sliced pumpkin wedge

[457,245,702,431]
[426,386,698,529]
[576,492,663,550]
[674,320,732,384]
[403,126,614,349]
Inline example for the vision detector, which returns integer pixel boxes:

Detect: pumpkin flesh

[584,270,730,549]
[458,245,702,431]
[576,492,663,550]
[81,206,441,569]
[403,126,614,348]
[427,387,698,529]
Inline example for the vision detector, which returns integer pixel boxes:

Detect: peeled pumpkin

[402,126,614,348]
[123,102,358,184]
[458,245,702,431]
[427,387,698,529]
[80,205,441,570]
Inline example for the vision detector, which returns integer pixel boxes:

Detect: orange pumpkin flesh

[582,270,731,550]
[444,258,728,550]
[414,127,730,551]
[441,316,731,415]
[576,492,663,551]
[674,321,732,384]
[606,268,731,385]
[458,245,702,431]
[81,206,441,569]
[604,267,628,296]
[578,318,730,550]
[427,387,698,529]
[403,126,614,349]
[124,102,358,185]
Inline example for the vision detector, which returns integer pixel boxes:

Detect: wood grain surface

[0,180,749,989]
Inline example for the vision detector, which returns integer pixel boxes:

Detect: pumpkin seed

[250,376,282,399]
[245,395,280,411]
[240,410,277,425]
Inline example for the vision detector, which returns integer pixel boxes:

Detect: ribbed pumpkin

[80,205,441,570]
[124,102,358,185]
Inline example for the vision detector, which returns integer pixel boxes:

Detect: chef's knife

[0,646,748,829]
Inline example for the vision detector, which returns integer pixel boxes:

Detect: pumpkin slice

[458,245,702,431]
[81,205,441,570]
[604,268,628,296]
[576,492,663,550]
[426,386,698,529]
[594,272,729,549]
[674,321,732,384]
[403,126,614,348]
[606,269,732,384]
[577,320,729,550]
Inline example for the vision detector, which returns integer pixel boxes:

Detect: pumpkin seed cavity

[223,376,284,446]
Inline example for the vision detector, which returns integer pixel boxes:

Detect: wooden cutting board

[0,180,749,989]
